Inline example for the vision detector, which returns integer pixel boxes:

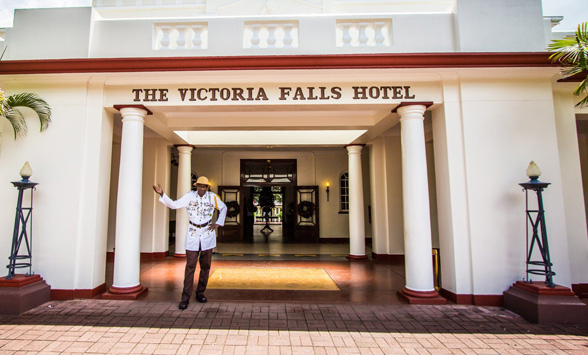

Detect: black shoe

[196,294,207,303]
[178,299,189,310]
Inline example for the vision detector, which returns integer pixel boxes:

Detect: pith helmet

[194,176,211,186]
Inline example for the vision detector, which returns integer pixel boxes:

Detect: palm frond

[3,108,27,138]
[549,22,588,107]
[560,66,582,79]
[577,94,588,108]
[573,79,588,106]
[577,22,588,43]
[5,93,52,132]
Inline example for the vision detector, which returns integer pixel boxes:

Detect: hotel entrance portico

[100,69,443,302]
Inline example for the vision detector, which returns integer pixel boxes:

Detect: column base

[173,253,186,258]
[102,284,148,300]
[346,254,368,261]
[0,274,51,315]
[503,281,588,324]
[397,287,447,305]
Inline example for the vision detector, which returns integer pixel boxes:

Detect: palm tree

[0,91,52,139]
[548,22,588,108]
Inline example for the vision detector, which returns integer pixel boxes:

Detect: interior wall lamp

[326,181,330,201]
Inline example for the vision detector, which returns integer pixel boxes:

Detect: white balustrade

[336,19,392,47]
[243,21,299,49]
[154,23,208,50]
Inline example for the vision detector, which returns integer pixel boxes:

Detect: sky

[0,0,586,30]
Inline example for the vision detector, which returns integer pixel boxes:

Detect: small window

[339,172,349,212]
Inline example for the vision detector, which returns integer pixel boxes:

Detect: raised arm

[154,184,193,210]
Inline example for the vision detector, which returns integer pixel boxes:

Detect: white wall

[578,133,588,224]
[369,135,404,255]
[191,149,224,193]
[140,138,171,253]
[369,127,438,258]
[432,75,474,295]
[426,139,440,248]
[553,90,588,284]
[107,140,120,252]
[460,75,572,294]
[315,150,350,238]
[454,0,545,52]
[7,7,92,59]
[0,79,112,291]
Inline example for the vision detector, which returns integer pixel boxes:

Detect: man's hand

[153,184,163,197]
[208,224,220,231]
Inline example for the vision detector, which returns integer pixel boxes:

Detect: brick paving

[1,300,587,354]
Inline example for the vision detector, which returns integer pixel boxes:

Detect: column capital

[345,144,365,154]
[392,101,433,113]
[396,104,429,122]
[175,145,195,153]
[112,105,153,116]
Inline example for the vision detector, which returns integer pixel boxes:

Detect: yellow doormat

[207,267,340,291]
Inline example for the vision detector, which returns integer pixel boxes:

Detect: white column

[111,107,148,293]
[174,145,193,257]
[346,144,367,259]
[398,104,436,294]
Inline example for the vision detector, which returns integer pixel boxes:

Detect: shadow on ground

[2,300,588,337]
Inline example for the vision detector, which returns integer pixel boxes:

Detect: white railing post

[159,26,171,50]
[283,23,294,48]
[176,25,186,49]
[250,24,261,48]
[358,22,369,47]
[192,24,202,49]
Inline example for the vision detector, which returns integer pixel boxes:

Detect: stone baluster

[341,23,352,47]
[374,22,386,46]
[250,24,261,48]
[192,25,202,49]
[358,22,369,46]
[283,23,294,48]
[176,25,186,49]
[267,24,277,48]
[160,26,171,50]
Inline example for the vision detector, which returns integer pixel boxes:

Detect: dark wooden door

[242,187,255,243]
[217,186,243,243]
[294,186,319,243]
[282,186,295,243]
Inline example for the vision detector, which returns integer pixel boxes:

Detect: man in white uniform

[153,176,227,310]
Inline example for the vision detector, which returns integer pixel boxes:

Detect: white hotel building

[0,0,587,307]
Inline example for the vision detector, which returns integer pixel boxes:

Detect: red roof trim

[0,52,555,75]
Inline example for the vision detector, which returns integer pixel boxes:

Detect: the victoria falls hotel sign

[131,86,416,102]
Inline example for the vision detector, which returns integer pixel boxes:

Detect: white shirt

[159,190,227,251]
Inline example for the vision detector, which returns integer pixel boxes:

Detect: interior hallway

[215,225,369,258]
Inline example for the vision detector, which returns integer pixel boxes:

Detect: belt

[189,221,210,228]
